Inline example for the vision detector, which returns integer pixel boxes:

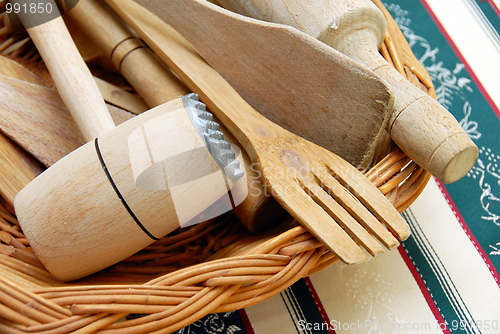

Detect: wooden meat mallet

[2,0,285,233]
[214,0,479,183]
[65,0,287,232]
[12,0,244,281]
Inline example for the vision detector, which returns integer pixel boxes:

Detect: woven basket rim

[0,0,434,332]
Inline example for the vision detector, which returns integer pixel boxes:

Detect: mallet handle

[15,0,115,141]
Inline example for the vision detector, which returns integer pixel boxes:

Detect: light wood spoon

[214,0,479,183]
[106,0,411,264]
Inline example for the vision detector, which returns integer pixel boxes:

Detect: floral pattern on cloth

[387,1,500,267]
[178,312,242,334]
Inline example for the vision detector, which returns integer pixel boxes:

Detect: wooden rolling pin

[13,0,243,281]
[211,0,478,183]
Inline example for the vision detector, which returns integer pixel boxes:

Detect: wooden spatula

[132,0,395,171]
[106,0,411,264]
[210,0,479,183]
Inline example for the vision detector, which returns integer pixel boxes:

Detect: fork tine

[299,178,386,256]
[272,179,369,264]
[312,167,400,250]
[319,150,410,240]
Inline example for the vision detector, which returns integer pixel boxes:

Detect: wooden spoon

[213,0,479,183]
[106,0,411,264]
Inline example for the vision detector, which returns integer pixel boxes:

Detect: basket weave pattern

[0,1,433,332]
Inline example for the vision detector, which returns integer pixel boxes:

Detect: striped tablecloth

[179,1,500,333]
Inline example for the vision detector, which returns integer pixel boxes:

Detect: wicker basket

[0,0,433,332]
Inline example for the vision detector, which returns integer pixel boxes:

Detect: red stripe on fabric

[238,309,256,334]
[303,277,336,334]
[420,0,500,120]
[487,0,500,17]
[418,0,500,287]
[397,246,451,334]
[435,179,500,288]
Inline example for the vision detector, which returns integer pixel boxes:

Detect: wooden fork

[106,0,410,263]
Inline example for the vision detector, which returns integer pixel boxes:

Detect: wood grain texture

[0,55,46,86]
[93,76,149,114]
[216,0,479,183]
[132,0,394,170]
[0,74,134,167]
[0,132,44,210]
[10,1,238,281]
[15,98,234,281]
[69,0,286,232]
[2,18,148,115]
[106,0,410,265]
[67,0,189,106]
[63,15,105,66]
[14,0,116,141]
[0,54,132,211]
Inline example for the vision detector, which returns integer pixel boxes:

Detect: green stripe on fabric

[473,0,500,37]
[402,210,479,333]
[386,0,500,273]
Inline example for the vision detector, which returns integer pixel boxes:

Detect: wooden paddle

[133,0,396,172]
[214,0,479,183]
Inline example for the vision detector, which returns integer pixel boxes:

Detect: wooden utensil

[134,0,395,171]
[13,0,243,281]
[210,0,479,183]
[106,0,411,264]
[93,76,149,114]
[66,0,190,107]
[0,47,45,217]
[2,7,149,114]
[0,55,45,85]
[0,72,134,166]
[0,54,127,209]
[66,0,286,232]
[0,132,44,212]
